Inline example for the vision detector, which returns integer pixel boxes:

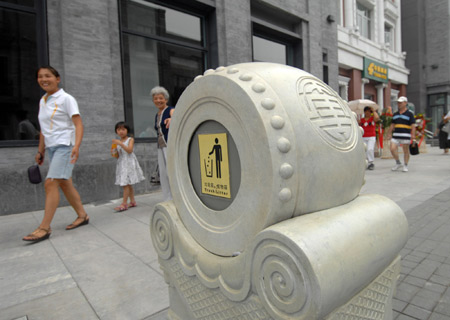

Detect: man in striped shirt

[386,96,416,172]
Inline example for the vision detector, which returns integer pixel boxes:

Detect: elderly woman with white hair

[151,86,174,201]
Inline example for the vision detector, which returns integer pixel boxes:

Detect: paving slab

[1,145,450,319]
[0,287,98,320]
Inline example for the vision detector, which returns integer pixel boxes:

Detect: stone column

[391,88,399,112]
[344,0,353,28]
[339,75,350,101]
[215,0,252,65]
[396,0,402,53]
[377,1,385,45]
[361,78,370,99]
[376,83,387,109]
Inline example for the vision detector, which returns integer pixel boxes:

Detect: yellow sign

[367,63,387,80]
[198,133,231,198]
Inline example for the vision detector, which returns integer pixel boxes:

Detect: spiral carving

[150,208,174,260]
[252,239,309,319]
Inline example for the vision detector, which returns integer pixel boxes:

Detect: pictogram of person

[209,138,222,178]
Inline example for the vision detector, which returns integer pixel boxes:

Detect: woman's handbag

[28,164,42,184]
[409,142,419,156]
[442,122,450,134]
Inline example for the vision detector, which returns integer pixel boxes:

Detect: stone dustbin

[150,62,408,320]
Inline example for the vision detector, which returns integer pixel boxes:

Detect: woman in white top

[23,66,89,242]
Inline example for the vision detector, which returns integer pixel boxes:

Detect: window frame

[251,22,301,68]
[356,2,372,39]
[384,20,395,51]
[0,1,48,148]
[118,0,210,142]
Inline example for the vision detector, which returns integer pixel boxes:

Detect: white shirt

[38,88,80,148]
[445,111,450,120]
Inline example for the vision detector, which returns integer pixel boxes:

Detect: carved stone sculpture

[150,62,408,320]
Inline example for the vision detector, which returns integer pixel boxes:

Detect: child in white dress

[112,122,145,211]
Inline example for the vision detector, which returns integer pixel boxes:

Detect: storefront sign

[363,58,388,83]
[198,133,231,198]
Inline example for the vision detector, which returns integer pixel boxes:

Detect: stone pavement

[0,144,450,320]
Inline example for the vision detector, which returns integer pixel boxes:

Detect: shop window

[2,0,34,6]
[251,24,300,67]
[356,2,371,39]
[252,35,287,65]
[250,1,302,68]
[120,0,208,139]
[0,1,47,146]
[428,93,447,134]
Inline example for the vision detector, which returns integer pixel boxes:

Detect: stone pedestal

[381,138,393,159]
[150,62,408,320]
[152,195,406,319]
[419,142,427,153]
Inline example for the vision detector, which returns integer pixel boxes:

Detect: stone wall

[1,0,339,215]
[425,0,450,88]
[0,0,159,215]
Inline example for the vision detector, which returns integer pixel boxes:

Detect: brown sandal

[66,215,90,230]
[23,227,52,242]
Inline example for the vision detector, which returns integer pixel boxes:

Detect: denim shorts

[46,145,74,180]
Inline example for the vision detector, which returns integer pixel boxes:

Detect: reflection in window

[2,0,34,7]
[122,34,204,138]
[430,93,446,106]
[252,36,287,64]
[357,2,371,39]
[428,94,448,134]
[122,0,203,46]
[0,5,44,142]
[120,0,206,138]
[165,7,201,42]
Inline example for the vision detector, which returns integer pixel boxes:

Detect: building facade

[337,0,409,111]
[402,0,450,133]
[0,0,340,215]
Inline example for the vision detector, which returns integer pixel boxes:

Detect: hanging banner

[198,133,231,198]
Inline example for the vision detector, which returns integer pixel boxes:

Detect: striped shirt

[392,110,415,140]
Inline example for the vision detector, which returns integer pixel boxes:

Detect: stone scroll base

[150,195,408,320]
[164,256,401,320]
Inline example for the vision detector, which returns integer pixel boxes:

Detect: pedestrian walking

[112,121,145,212]
[386,96,416,172]
[152,86,174,201]
[436,115,450,154]
[359,106,380,170]
[23,66,89,242]
[443,111,450,151]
